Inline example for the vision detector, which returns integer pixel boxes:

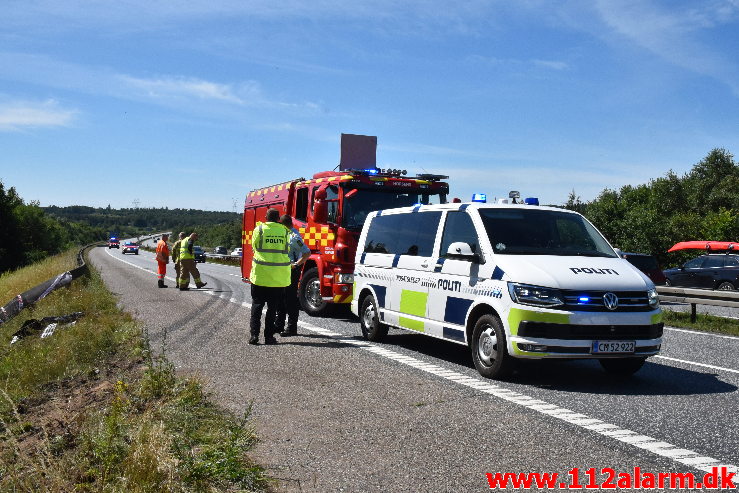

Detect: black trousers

[276,268,301,332]
[250,284,284,338]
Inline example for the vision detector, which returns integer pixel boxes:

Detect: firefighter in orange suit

[155,233,170,288]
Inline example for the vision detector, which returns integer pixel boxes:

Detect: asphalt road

[91,245,739,492]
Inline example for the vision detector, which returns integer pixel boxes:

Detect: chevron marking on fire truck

[300,226,335,248]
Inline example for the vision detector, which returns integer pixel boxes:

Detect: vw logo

[603,292,619,311]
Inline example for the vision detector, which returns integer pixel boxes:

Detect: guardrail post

[691,303,696,323]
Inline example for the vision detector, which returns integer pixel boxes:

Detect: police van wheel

[599,357,646,376]
[471,314,513,379]
[360,295,388,342]
[299,267,328,316]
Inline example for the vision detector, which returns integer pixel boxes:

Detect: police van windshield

[479,208,617,257]
[342,189,445,231]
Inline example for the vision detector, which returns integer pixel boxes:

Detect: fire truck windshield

[342,188,446,231]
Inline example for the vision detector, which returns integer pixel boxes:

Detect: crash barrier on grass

[657,285,739,322]
[0,243,100,326]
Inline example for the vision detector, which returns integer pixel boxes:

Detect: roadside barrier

[0,243,100,325]
[657,286,739,322]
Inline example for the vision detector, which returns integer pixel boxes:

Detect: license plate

[591,340,635,354]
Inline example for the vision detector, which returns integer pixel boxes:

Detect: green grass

[0,248,270,492]
[0,249,78,304]
[662,309,739,337]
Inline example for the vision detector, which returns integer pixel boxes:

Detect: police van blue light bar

[471,193,487,203]
[524,197,539,205]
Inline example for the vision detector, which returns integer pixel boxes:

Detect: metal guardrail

[657,286,739,322]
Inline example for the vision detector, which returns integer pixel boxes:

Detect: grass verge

[662,309,739,336]
[0,248,270,492]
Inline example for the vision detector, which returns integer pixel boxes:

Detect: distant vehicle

[232,248,243,257]
[193,245,206,263]
[121,241,139,255]
[619,252,666,285]
[108,236,120,249]
[663,254,739,290]
[213,246,228,255]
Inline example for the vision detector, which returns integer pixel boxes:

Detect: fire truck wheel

[299,267,327,316]
[360,294,388,342]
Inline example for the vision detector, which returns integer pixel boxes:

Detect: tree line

[0,182,107,273]
[565,148,739,268]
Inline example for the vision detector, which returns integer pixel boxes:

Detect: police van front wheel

[471,314,514,379]
[360,295,388,342]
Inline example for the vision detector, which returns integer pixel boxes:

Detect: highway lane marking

[665,326,739,341]
[102,248,738,474]
[295,322,738,475]
[654,355,739,375]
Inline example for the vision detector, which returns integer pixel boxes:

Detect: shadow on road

[370,331,738,397]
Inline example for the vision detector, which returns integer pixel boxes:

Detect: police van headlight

[647,287,660,309]
[508,283,564,307]
[335,273,354,284]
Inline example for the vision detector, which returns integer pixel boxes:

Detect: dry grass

[0,249,270,492]
[0,249,78,304]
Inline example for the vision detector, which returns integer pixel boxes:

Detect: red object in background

[667,241,737,252]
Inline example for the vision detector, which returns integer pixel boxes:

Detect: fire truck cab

[242,168,449,315]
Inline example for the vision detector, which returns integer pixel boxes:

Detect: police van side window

[397,211,441,256]
[364,212,441,256]
[440,212,479,258]
[364,214,402,254]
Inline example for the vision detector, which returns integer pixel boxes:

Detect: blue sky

[1,1,738,211]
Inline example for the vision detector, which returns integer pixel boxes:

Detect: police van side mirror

[446,242,481,262]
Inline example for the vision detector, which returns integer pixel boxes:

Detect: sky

[1,0,738,211]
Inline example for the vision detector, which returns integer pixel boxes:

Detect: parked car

[231,248,243,257]
[213,246,228,255]
[193,245,206,263]
[121,241,139,255]
[663,254,739,290]
[620,252,666,285]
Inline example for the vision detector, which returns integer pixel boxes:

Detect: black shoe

[264,337,278,345]
[279,330,297,337]
[158,280,168,288]
[196,282,208,289]
[248,336,259,345]
[179,286,189,291]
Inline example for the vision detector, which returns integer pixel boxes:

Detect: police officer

[171,232,185,286]
[275,214,310,336]
[178,232,208,291]
[249,208,291,345]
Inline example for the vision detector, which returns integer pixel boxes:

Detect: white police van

[350,199,662,379]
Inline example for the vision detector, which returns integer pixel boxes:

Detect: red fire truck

[241,168,450,315]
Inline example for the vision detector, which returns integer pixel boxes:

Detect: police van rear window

[364,212,441,256]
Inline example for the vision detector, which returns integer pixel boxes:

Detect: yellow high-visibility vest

[249,222,291,287]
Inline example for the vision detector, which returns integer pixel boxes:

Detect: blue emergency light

[364,168,378,175]
[471,193,487,203]
[578,296,590,303]
[524,197,539,205]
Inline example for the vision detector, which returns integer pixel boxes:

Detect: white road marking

[104,248,739,475]
[664,326,739,341]
[654,355,739,374]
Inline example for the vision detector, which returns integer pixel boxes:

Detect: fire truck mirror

[313,186,329,223]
